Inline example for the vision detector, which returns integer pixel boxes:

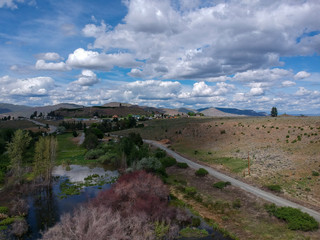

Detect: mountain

[102,102,133,107]
[199,108,240,117]
[0,103,84,118]
[0,103,31,114]
[215,108,267,117]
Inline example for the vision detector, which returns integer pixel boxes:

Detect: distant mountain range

[0,102,269,118]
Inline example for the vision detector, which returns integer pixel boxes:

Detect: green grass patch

[179,227,209,238]
[210,157,247,173]
[56,133,87,164]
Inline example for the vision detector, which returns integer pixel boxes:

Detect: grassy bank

[56,133,87,165]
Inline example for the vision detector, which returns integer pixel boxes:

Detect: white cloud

[66,48,140,71]
[0,75,55,96]
[35,60,71,71]
[294,71,311,80]
[36,52,63,61]
[233,68,292,82]
[295,87,312,96]
[72,70,100,86]
[250,87,264,96]
[83,0,320,80]
[282,80,296,87]
[0,0,23,9]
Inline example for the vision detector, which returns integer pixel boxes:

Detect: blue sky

[0,0,320,114]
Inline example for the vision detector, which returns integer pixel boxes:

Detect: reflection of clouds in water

[52,165,118,182]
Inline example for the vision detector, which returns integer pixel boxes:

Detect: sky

[0,0,320,114]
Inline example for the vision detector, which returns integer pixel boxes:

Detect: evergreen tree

[7,129,31,184]
[271,107,278,117]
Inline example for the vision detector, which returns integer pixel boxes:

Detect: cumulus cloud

[294,71,311,79]
[0,75,55,96]
[35,52,63,61]
[72,70,100,86]
[66,48,140,71]
[35,60,71,71]
[82,0,320,80]
[282,81,296,87]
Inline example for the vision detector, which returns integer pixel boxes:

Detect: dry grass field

[118,116,320,210]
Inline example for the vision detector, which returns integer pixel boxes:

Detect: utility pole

[248,151,250,176]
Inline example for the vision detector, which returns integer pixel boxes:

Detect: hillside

[0,103,31,114]
[53,105,152,118]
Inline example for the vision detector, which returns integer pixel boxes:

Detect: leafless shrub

[0,213,8,220]
[42,206,155,240]
[11,219,28,237]
[10,198,28,216]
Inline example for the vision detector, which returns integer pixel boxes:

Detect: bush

[176,162,188,168]
[0,171,5,184]
[266,184,282,192]
[195,168,208,177]
[136,157,162,172]
[312,171,319,176]
[155,148,167,159]
[0,217,15,226]
[184,186,197,197]
[0,207,8,214]
[11,219,28,237]
[265,204,319,231]
[191,217,201,227]
[213,181,231,189]
[160,157,177,168]
[72,130,78,137]
[85,149,105,160]
[220,130,226,134]
[9,199,28,216]
[232,199,241,209]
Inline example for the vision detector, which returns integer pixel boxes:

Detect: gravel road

[144,139,320,223]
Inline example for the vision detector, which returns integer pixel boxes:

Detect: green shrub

[195,168,208,177]
[266,184,282,192]
[160,157,177,168]
[232,199,241,209]
[220,130,226,134]
[0,207,8,214]
[179,227,209,238]
[85,149,105,160]
[0,217,15,226]
[312,171,319,176]
[191,217,201,227]
[154,148,166,159]
[184,186,197,197]
[265,204,319,231]
[0,171,5,184]
[213,181,231,189]
[176,162,188,168]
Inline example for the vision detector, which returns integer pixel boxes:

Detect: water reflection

[52,165,117,182]
[25,165,118,240]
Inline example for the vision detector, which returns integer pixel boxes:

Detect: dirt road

[144,139,320,223]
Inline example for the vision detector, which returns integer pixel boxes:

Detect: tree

[271,107,278,117]
[7,129,31,184]
[33,136,57,184]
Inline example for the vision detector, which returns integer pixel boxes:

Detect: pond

[24,165,118,240]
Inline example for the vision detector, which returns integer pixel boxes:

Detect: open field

[116,116,320,209]
[167,165,320,240]
[0,120,36,129]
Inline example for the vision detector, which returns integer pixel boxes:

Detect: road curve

[27,119,57,134]
[144,139,320,223]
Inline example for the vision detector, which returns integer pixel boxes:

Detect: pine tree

[271,107,278,117]
[7,129,31,184]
